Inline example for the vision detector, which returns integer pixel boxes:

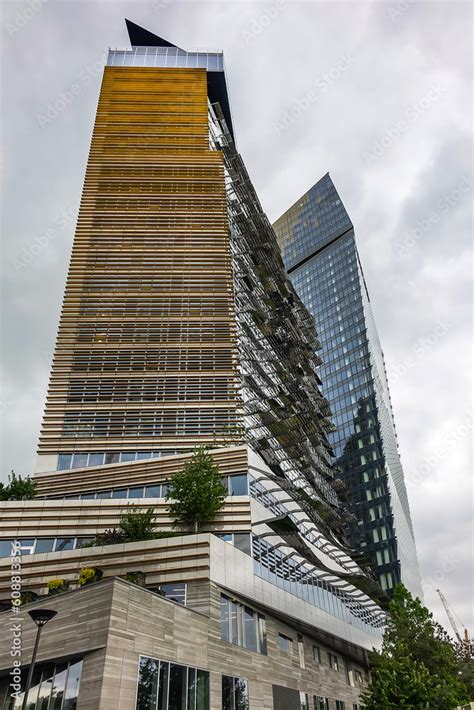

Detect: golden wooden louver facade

[38,67,242,464]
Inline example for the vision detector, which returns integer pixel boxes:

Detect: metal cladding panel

[37,66,242,460]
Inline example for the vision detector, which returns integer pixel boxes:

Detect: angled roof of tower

[123,19,235,140]
[125,19,180,49]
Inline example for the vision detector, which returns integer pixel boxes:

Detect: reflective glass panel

[234,534,251,555]
[136,657,159,710]
[35,539,55,554]
[0,540,13,557]
[72,453,88,469]
[63,660,82,710]
[230,474,248,496]
[88,453,104,466]
[145,485,161,497]
[196,669,209,710]
[105,453,120,464]
[49,665,68,710]
[168,663,186,710]
[235,678,249,710]
[57,454,72,470]
[55,538,74,552]
[157,661,169,710]
[243,607,257,651]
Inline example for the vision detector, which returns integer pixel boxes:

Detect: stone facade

[0,578,369,709]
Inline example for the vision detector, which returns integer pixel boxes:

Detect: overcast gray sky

[1,0,472,636]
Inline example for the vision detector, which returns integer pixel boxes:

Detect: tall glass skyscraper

[273,174,422,598]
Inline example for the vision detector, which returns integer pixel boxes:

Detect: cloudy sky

[1,0,472,634]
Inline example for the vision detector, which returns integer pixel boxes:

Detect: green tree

[0,471,36,500]
[119,506,156,542]
[362,584,470,709]
[166,447,226,533]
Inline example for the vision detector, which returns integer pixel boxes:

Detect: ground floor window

[222,675,249,710]
[136,656,209,710]
[0,658,82,710]
[314,698,330,710]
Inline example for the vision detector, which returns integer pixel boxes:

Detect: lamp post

[21,609,57,710]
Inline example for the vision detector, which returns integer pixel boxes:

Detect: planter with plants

[78,567,103,586]
[47,578,69,596]
[123,571,146,586]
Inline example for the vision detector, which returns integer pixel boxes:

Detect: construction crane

[436,588,470,647]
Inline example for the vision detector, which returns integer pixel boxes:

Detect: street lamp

[21,609,57,710]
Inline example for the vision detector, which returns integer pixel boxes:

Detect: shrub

[78,567,103,586]
[47,578,68,595]
[124,571,146,586]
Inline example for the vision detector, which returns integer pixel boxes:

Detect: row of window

[66,376,237,405]
[57,450,183,471]
[62,409,238,437]
[49,473,248,501]
[277,633,364,685]
[136,656,250,710]
[1,659,82,710]
[78,299,232,318]
[108,47,225,71]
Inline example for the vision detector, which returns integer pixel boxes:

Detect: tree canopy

[166,447,227,533]
[0,472,36,500]
[361,584,471,709]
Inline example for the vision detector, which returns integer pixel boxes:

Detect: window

[299,692,310,710]
[88,453,104,466]
[328,653,339,670]
[159,583,186,606]
[335,702,346,710]
[229,474,248,496]
[57,454,72,470]
[278,633,292,653]
[222,675,249,710]
[312,645,321,664]
[54,538,74,552]
[354,670,363,685]
[35,539,55,554]
[136,656,209,710]
[215,533,251,556]
[297,634,305,669]
[8,659,83,709]
[314,698,329,710]
[220,595,266,653]
[105,452,120,464]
